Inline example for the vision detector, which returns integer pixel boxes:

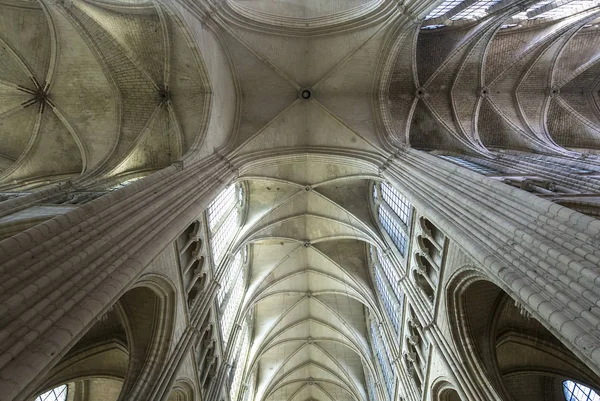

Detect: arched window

[218,252,243,306]
[371,246,403,333]
[35,385,68,401]
[230,323,250,401]
[370,319,395,398]
[220,255,245,344]
[374,182,412,257]
[563,380,600,401]
[207,184,243,265]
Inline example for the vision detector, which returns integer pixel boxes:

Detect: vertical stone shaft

[386,149,600,375]
[0,156,235,401]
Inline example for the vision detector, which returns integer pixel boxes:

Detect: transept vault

[1,1,600,401]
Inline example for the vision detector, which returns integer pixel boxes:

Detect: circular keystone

[301,89,312,100]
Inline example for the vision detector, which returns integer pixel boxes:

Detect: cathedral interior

[2,1,600,401]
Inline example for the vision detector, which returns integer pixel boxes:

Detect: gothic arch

[446,268,600,401]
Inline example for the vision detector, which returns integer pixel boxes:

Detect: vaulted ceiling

[2,1,600,401]
[0,0,212,190]
[234,157,386,401]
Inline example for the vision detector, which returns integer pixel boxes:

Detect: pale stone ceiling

[1,1,600,401]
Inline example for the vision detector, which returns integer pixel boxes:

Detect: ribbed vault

[0,0,211,189]
[382,3,600,155]
[230,159,387,401]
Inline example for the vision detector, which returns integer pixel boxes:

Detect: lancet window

[370,319,395,399]
[230,323,250,401]
[374,182,412,257]
[35,385,68,401]
[208,184,243,265]
[563,380,600,401]
[220,259,245,344]
[371,246,403,333]
[366,371,378,401]
[218,252,243,306]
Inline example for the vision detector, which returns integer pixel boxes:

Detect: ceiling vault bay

[208,2,408,400]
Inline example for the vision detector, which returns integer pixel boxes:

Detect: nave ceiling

[232,157,387,401]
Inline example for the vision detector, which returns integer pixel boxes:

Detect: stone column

[0,155,235,401]
[385,149,600,375]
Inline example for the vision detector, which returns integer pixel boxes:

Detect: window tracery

[563,380,600,401]
[34,385,67,401]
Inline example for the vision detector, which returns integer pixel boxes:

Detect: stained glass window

[564,381,600,401]
[35,385,68,401]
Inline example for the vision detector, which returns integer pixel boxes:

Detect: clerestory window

[438,155,499,175]
[35,385,68,401]
[450,0,502,20]
[208,184,242,265]
[370,319,395,399]
[220,266,245,344]
[371,247,403,333]
[425,0,464,19]
[375,182,412,257]
[230,323,250,401]
[563,380,600,401]
[218,252,243,306]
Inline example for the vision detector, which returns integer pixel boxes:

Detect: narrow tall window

[563,380,600,401]
[35,385,68,401]
[218,252,243,306]
[208,185,242,265]
[221,269,245,343]
[372,247,403,333]
[230,324,250,401]
[378,207,408,256]
[381,182,411,226]
[376,182,412,258]
[208,185,237,231]
[370,320,395,398]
